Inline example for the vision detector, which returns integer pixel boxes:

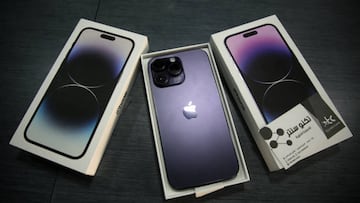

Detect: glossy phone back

[148,48,239,190]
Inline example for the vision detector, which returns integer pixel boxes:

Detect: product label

[302,93,345,139]
[259,94,345,169]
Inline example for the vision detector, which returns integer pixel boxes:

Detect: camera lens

[154,73,169,86]
[168,61,182,76]
[151,64,166,72]
[151,58,167,72]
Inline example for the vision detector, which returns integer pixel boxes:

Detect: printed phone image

[147,49,239,190]
[25,28,134,158]
[225,24,317,123]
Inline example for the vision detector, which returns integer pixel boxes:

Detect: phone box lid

[10,18,148,175]
[210,15,353,171]
[141,43,249,199]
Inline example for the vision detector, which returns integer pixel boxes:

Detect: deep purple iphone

[225,24,317,123]
[147,48,239,190]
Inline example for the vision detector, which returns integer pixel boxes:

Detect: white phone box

[210,15,353,171]
[10,19,148,175]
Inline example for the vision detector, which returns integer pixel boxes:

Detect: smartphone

[25,28,134,159]
[225,24,317,123]
[147,48,239,190]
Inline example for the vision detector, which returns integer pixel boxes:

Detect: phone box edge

[9,18,149,175]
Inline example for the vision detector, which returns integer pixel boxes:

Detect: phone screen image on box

[225,24,317,123]
[25,28,134,158]
[148,49,239,190]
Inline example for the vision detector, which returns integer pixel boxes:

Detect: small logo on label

[322,115,336,127]
[183,101,197,119]
[259,127,292,149]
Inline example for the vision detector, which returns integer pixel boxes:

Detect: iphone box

[210,15,353,171]
[10,19,148,175]
[141,43,249,199]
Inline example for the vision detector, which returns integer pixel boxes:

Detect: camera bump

[151,57,185,87]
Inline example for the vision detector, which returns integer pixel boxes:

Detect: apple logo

[183,101,197,119]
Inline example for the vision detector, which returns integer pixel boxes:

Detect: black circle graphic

[287,140,293,146]
[270,140,278,149]
[67,49,116,87]
[244,49,291,83]
[259,127,273,140]
[44,85,99,128]
[263,80,311,121]
[277,128,284,136]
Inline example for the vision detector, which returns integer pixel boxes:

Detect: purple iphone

[225,24,317,123]
[147,48,239,190]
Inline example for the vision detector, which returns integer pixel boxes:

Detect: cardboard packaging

[141,43,249,199]
[210,15,353,171]
[10,19,148,175]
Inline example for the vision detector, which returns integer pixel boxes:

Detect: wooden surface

[1,0,359,202]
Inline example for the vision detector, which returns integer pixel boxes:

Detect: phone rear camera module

[151,56,185,88]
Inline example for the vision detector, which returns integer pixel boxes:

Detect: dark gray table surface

[1,0,359,202]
